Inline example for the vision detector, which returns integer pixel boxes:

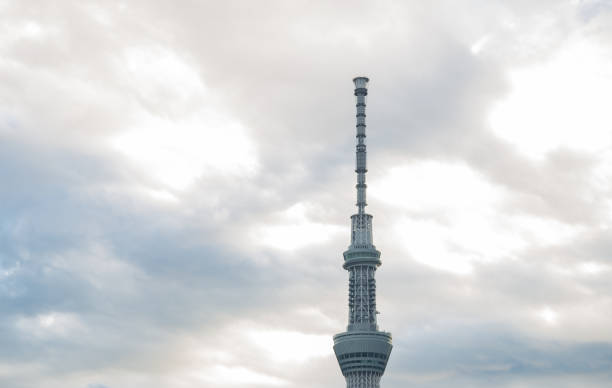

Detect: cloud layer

[2,1,612,387]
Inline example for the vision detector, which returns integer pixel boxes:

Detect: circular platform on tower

[333,331,392,376]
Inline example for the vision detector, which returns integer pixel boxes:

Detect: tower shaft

[333,77,392,388]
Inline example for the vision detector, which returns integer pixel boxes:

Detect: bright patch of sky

[372,161,582,274]
[110,47,258,191]
[252,202,343,251]
[489,33,612,159]
[538,306,559,325]
[111,114,257,191]
[246,329,332,363]
[193,365,288,386]
[15,312,85,338]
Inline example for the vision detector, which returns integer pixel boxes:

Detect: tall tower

[333,77,392,388]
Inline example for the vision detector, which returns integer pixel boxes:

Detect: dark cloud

[390,323,612,377]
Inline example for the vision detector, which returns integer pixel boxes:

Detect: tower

[333,77,392,388]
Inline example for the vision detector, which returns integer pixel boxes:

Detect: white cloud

[489,32,612,159]
[246,329,332,364]
[15,312,85,338]
[538,306,559,325]
[109,46,259,191]
[3,1,612,387]
[194,365,289,386]
[373,162,515,273]
[111,112,257,190]
[470,34,491,55]
[251,202,343,251]
[373,161,584,274]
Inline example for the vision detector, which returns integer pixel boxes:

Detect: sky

[1,1,612,387]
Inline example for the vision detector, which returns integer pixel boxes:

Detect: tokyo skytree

[333,77,393,388]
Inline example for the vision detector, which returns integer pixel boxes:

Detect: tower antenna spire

[354,76,369,216]
[333,77,393,388]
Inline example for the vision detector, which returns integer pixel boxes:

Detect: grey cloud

[387,323,612,387]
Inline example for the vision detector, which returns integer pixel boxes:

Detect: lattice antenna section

[354,77,368,215]
[351,77,376,250]
[347,372,382,388]
[348,265,378,330]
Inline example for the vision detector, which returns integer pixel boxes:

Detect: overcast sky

[2,1,612,387]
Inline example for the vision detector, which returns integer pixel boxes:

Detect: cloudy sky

[2,1,612,387]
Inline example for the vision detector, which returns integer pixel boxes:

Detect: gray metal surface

[333,77,392,388]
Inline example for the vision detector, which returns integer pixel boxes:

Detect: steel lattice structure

[333,77,392,388]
